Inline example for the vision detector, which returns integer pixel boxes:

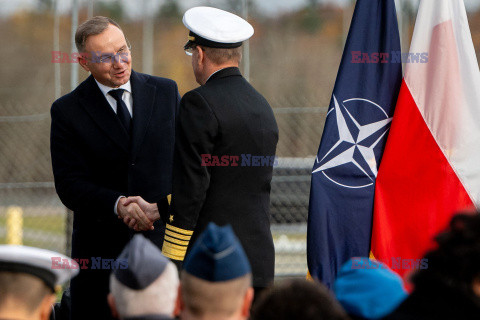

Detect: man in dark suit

[128,7,278,296]
[50,16,179,319]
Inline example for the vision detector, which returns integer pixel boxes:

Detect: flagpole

[53,0,60,99]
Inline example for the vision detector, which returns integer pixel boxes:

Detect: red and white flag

[371,0,480,276]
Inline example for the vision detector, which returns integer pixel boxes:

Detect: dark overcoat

[51,70,180,319]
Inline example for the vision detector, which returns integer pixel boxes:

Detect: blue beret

[334,258,408,320]
[184,223,251,282]
[114,234,169,290]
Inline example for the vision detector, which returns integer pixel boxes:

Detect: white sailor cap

[0,245,79,291]
[183,6,254,51]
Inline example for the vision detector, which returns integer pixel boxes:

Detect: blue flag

[307,0,402,288]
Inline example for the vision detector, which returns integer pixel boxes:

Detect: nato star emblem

[313,94,392,188]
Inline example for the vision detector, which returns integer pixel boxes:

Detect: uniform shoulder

[182,87,209,102]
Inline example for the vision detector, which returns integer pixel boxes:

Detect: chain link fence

[0,99,324,277]
[1,0,444,278]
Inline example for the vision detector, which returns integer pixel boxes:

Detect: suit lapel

[130,70,155,159]
[78,75,129,153]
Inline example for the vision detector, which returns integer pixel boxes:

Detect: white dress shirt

[94,80,133,215]
[95,79,133,117]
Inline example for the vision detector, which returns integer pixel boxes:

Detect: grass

[0,215,65,235]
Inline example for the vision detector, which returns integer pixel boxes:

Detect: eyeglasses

[184,45,206,56]
[87,39,132,64]
[185,47,194,56]
[184,42,197,56]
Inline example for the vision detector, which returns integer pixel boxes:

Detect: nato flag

[307,0,402,289]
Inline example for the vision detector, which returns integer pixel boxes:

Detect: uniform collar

[206,67,241,83]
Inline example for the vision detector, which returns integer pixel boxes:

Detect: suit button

[131,163,135,166]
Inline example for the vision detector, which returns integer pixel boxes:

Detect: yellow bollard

[6,206,23,245]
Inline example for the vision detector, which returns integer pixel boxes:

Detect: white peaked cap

[183,7,254,48]
[0,245,79,290]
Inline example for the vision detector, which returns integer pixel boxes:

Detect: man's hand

[123,196,161,229]
[117,197,154,231]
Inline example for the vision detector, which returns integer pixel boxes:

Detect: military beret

[113,234,170,290]
[183,223,251,282]
[334,258,408,319]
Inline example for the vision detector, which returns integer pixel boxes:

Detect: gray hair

[75,16,122,52]
[109,262,179,318]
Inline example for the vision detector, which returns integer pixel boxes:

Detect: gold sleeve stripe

[163,250,185,261]
[166,224,193,236]
[167,194,172,205]
[162,245,187,260]
[165,229,191,241]
[163,241,188,252]
[165,235,190,246]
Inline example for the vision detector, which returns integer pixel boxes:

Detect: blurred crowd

[1,211,480,320]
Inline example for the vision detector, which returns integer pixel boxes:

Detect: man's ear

[39,293,56,320]
[78,53,91,72]
[197,46,205,66]
[107,293,119,319]
[174,284,184,317]
[241,287,254,318]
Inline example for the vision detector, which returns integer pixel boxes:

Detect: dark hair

[413,212,480,295]
[75,16,122,52]
[251,279,350,320]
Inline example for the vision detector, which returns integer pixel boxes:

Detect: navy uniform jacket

[50,70,180,319]
[162,67,278,288]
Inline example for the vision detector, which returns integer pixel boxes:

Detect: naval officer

[158,7,278,296]
[0,245,78,320]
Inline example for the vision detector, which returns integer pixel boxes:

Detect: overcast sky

[1,0,479,18]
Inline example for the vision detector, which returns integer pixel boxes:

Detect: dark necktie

[109,89,132,134]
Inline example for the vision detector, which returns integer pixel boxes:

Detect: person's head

[179,272,253,320]
[182,7,253,85]
[76,16,131,88]
[334,258,407,320]
[0,246,78,320]
[412,211,480,299]
[177,223,254,320]
[0,272,55,320]
[189,45,243,85]
[251,279,350,320]
[108,234,179,319]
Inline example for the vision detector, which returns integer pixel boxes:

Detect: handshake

[117,196,160,231]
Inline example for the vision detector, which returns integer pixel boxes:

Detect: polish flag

[371,0,480,277]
